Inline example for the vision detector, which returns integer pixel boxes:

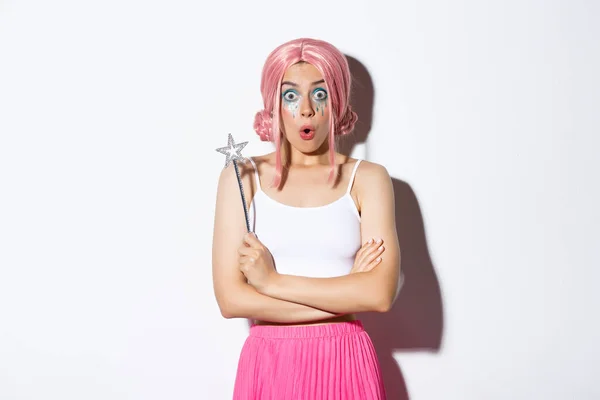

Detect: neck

[281,137,334,167]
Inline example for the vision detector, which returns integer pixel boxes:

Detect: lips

[299,125,315,140]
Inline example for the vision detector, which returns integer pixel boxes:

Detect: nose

[300,96,315,118]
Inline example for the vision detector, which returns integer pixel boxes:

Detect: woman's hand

[350,238,385,274]
[238,232,278,293]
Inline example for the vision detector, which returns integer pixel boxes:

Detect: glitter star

[215,133,248,168]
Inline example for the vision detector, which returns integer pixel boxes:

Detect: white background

[1,1,599,399]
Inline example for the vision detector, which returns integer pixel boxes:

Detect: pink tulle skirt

[233,320,386,399]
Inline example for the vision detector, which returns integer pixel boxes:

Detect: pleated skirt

[232,320,386,400]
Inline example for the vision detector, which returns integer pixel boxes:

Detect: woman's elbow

[214,279,254,319]
[371,282,400,312]
[216,296,241,319]
[367,271,400,313]
[220,306,236,319]
[373,295,394,313]
[216,284,257,319]
[217,303,233,319]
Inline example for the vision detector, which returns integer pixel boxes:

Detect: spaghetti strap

[346,159,362,194]
[246,157,262,192]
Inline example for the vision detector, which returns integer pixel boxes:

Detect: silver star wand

[215,133,252,233]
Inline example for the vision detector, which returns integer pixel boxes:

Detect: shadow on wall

[335,55,373,158]
[341,55,445,400]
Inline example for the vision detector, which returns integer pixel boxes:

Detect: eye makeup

[312,88,328,116]
[282,89,300,118]
[281,87,329,117]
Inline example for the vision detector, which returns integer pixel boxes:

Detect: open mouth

[300,126,315,140]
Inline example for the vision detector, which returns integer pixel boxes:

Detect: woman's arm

[259,162,402,314]
[220,281,342,322]
[212,161,341,323]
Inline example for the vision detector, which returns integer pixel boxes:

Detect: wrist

[261,272,281,296]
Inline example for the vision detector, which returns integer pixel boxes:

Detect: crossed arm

[211,160,401,323]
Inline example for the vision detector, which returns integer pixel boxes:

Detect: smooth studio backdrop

[1,1,598,399]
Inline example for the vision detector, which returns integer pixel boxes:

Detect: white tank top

[247,158,362,278]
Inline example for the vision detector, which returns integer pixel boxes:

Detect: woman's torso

[246,153,363,327]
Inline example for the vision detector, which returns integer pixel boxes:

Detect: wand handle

[233,159,251,233]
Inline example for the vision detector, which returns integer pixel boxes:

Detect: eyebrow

[281,79,325,87]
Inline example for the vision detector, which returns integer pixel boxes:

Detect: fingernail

[368,238,373,244]
[377,238,382,243]
[378,245,384,251]
[376,257,381,262]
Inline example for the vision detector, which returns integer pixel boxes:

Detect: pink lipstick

[299,125,315,140]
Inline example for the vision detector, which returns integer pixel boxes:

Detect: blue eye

[282,90,299,102]
[313,88,328,101]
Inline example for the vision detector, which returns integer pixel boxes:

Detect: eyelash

[282,88,328,102]
[312,88,328,102]
[282,90,299,102]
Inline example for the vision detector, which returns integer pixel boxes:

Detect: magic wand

[215,133,252,233]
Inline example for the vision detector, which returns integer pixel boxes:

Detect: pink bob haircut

[253,38,358,188]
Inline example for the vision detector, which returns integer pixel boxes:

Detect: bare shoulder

[355,160,392,189]
[250,153,275,168]
[216,157,260,208]
[217,160,248,189]
[351,160,393,209]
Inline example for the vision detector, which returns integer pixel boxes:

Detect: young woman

[212,38,401,400]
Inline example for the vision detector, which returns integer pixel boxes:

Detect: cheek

[279,104,296,136]
[314,99,327,116]
[281,101,300,119]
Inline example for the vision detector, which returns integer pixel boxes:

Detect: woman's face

[279,62,330,153]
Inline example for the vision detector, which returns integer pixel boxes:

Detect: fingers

[357,238,384,263]
[361,238,384,252]
[363,255,383,271]
[355,255,382,273]
[238,246,257,257]
[238,233,264,274]
[239,254,255,263]
[243,232,262,249]
[238,255,256,275]
[356,238,377,259]
[354,239,385,273]
[239,234,261,265]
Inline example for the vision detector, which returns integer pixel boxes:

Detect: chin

[296,138,328,152]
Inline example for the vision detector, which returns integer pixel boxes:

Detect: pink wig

[253,38,358,188]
